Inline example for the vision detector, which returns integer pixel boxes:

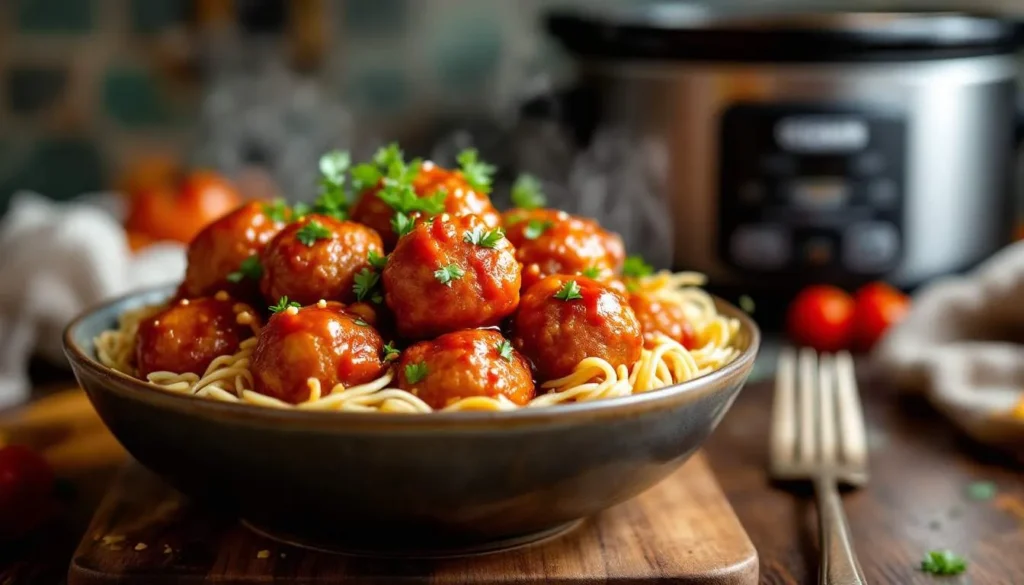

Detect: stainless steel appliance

[542,5,1024,290]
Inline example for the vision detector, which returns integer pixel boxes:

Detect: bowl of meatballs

[64,146,760,557]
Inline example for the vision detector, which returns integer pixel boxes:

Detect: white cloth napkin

[0,192,186,408]
[874,241,1024,455]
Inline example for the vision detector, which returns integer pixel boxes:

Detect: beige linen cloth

[874,241,1024,456]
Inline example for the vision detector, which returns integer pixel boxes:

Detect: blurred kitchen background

[3,0,1024,328]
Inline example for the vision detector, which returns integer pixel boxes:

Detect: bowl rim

[63,285,760,429]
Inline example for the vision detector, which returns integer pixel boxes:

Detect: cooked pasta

[94,271,742,413]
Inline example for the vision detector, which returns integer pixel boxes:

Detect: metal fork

[771,348,869,585]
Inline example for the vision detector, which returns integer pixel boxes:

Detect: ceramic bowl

[64,286,760,557]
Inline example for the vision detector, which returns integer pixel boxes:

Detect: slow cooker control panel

[717,103,906,280]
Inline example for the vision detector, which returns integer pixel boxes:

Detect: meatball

[260,215,384,306]
[351,161,501,250]
[511,275,642,382]
[502,209,626,291]
[396,329,535,409]
[250,303,387,404]
[629,292,698,350]
[382,214,520,339]
[135,296,258,377]
[180,202,286,300]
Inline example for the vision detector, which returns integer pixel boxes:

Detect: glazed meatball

[511,275,642,382]
[629,292,697,350]
[351,161,501,250]
[502,209,626,291]
[396,329,535,409]
[382,214,520,339]
[181,202,286,300]
[250,303,387,404]
[135,296,258,377]
[260,215,384,306]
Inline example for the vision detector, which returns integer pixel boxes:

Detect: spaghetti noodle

[95,271,742,413]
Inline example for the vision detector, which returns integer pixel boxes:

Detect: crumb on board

[257,550,270,559]
[134,543,148,551]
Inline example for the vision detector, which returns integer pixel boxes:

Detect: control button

[739,181,766,205]
[729,225,790,270]
[866,179,898,208]
[843,222,899,273]
[760,154,796,176]
[787,177,850,210]
[852,152,885,176]
[802,237,834,267]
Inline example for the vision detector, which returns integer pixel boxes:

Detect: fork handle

[814,477,867,585]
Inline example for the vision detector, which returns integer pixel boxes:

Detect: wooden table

[2,371,1023,584]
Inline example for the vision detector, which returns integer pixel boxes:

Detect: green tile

[17,0,93,33]
[6,66,68,114]
[102,66,172,127]
[344,0,408,35]
[130,0,185,33]
[0,139,106,213]
[346,67,409,114]
[432,14,502,92]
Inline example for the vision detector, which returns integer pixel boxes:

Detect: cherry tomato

[786,285,855,353]
[853,282,910,351]
[0,445,56,541]
[125,171,242,247]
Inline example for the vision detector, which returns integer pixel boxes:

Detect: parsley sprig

[352,268,384,304]
[405,361,429,384]
[457,148,496,194]
[523,219,553,240]
[262,199,291,223]
[554,280,583,301]
[226,255,263,283]
[383,342,400,362]
[623,255,654,279]
[367,250,387,270]
[434,264,466,287]
[296,220,332,246]
[920,550,967,576]
[312,150,350,221]
[391,212,415,238]
[495,339,514,362]
[269,296,301,314]
[511,174,546,209]
[463,226,504,248]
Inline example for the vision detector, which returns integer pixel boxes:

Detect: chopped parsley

[391,212,415,238]
[433,264,466,287]
[404,361,428,384]
[495,339,514,362]
[262,199,291,223]
[463,226,505,248]
[353,318,370,327]
[311,150,351,221]
[383,342,400,362]
[350,163,382,192]
[523,219,553,240]
[352,268,383,304]
[269,296,301,314]
[374,143,405,169]
[920,550,967,576]
[226,255,263,283]
[504,211,527,226]
[367,250,387,270]
[457,148,496,194]
[966,481,997,501]
[296,220,332,246]
[291,201,311,219]
[554,280,583,301]
[377,183,445,216]
[739,295,756,314]
[580,266,601,279]
[623,255,654,279]
[511,174,546,209]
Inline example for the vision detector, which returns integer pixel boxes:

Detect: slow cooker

[542,4,1024,292]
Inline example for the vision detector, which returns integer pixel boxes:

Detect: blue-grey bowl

[64,286,760,557]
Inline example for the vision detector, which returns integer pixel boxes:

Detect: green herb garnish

[554,280,583,301]
[311,151,351,221]
[433,264,466,287]
[623,255,654,279]
[262,199,291,223]
[580,266,601,279]
[352,268,383,304]
[463,226,505,248]
[966,481,997,501]
[405,361,428,384]
[353,318,369,327]
[226,255,263,283]
[391,212,414,238]
[920,550,967,575]
[269,296,301,314]
[291,201,311,219]
[296,220,332,246]
[457,148,496,194]
[367,250,387,270]
[511,174,546,209]
[739,295,756,314]
[383,342,400,362]
[350,163,382,192]
[496,340,514,362]
[523,219,553,240]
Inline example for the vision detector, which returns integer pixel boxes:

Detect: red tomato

[853,282,910,351]
[786,285,855,352]
[0,445,56,541]
[125,171,242,247]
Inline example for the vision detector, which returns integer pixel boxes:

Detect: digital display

[774,116,869,154]
[787,177,850,209]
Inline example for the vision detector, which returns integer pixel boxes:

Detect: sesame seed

[257,550,270,559]
[422,161,435,171]
[214,291,229,301]
[163,545,173,554]
[285,306,299,316]
[236,312,253,325]
[134,543,148,551]
[179,299,190,306]
[316,299,327,308]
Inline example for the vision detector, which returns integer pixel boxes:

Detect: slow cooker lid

[546,2,1023,62]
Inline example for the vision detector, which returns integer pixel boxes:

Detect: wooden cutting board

[69,453,757,584]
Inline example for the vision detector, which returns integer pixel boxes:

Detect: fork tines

[770,347,868,486]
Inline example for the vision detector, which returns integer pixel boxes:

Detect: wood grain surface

[67,453,757,585]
